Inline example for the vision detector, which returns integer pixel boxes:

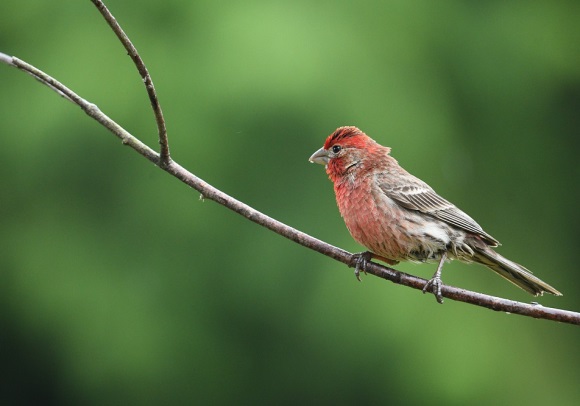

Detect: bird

[309,126,562,303]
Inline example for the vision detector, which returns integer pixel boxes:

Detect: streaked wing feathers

[379,180,499,246]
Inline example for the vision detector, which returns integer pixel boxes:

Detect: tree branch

[90,0,170,167]
[1,6,577,326]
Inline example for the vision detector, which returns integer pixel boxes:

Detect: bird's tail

[473,247,562,297]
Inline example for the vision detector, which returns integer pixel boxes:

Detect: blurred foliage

[1,1,579,405]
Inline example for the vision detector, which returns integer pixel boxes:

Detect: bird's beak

[309,147,330,165]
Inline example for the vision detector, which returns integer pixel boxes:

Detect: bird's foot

[422,252,447,304]
[422,276,443,304]
[352,251,373,281]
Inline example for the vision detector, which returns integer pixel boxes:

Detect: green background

[1,1,579,404]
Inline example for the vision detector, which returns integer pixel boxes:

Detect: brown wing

[378,175,500,246]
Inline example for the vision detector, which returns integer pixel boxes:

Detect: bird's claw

[422,276,444,304]
[423,252,447,304]
[353,251,372,281]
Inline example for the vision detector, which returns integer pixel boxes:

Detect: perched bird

[309,126,561,303]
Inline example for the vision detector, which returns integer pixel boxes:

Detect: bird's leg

[352,252,399,281]
[352,251,373,281]
[423,251,447,304]
[351,251,399,282]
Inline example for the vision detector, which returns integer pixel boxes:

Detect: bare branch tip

[0,52,14,65]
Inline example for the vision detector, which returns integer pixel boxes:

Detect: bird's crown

[323,126,365,149]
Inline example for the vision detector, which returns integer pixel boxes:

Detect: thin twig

[1,51,578,325]
[90,0,170,167]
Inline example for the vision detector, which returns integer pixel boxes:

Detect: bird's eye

[332,145,342,154]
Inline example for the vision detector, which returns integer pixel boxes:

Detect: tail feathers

[473,248,562,297]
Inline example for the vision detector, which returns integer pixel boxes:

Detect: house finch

[309,126,562,303]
